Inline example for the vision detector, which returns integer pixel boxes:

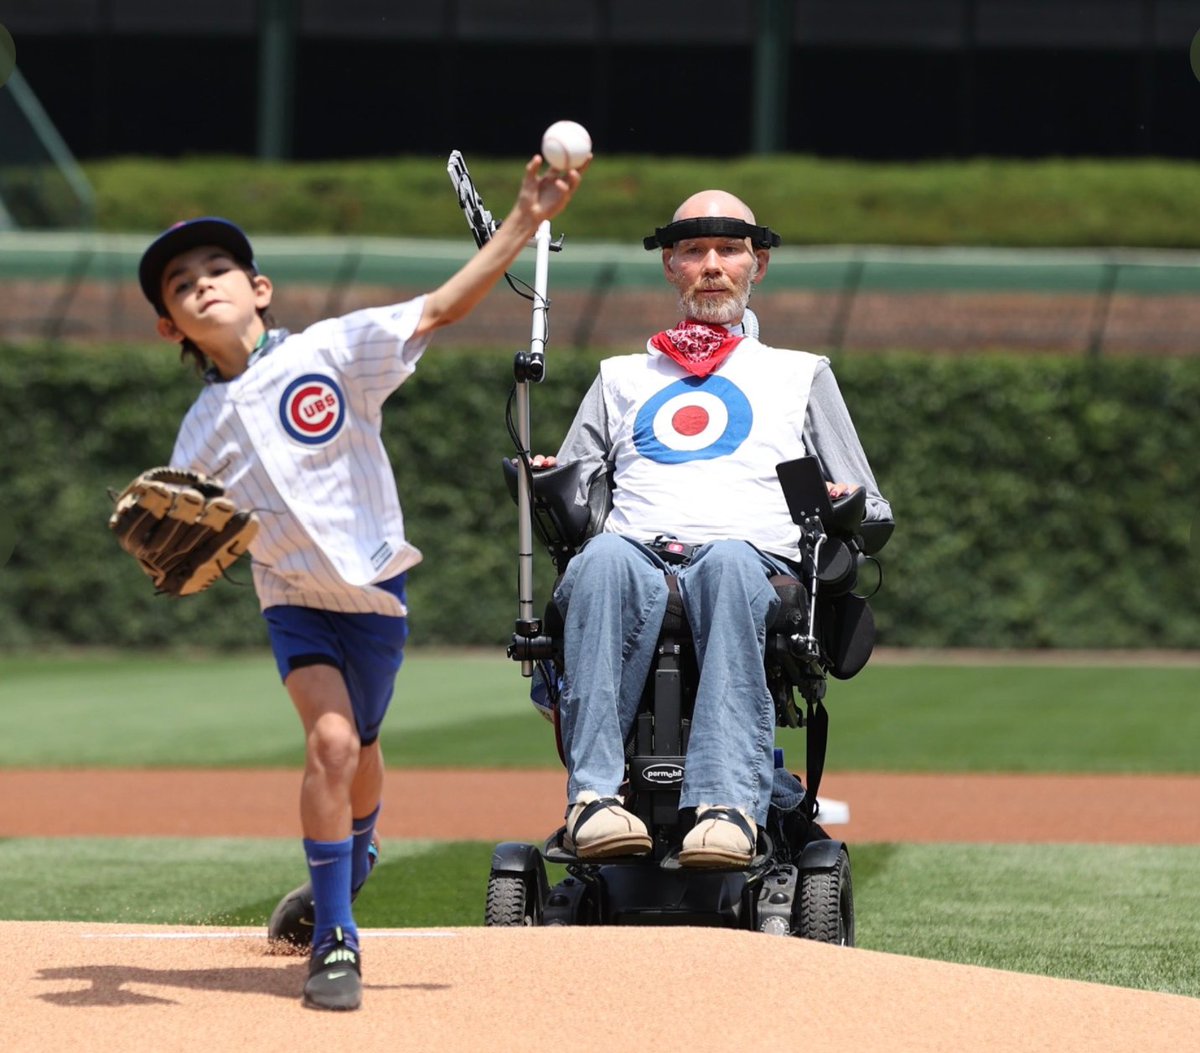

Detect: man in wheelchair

[527,189,893,878]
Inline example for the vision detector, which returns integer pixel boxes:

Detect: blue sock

[351,804,381,895]
[303,836,357,953]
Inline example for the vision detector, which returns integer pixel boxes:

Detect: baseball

[541,120,592,170]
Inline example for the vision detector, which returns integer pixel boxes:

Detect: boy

[136,155,585,1011]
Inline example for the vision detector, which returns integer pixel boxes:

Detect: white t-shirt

[598,338,821,561]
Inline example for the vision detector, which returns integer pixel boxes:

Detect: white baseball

[541,120,592,170]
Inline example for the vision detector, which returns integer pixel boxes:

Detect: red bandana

[649,321,744,378]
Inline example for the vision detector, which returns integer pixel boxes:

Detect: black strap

[696,806,756,844]
[643,217,782,250]
[568,796,623,831]
[804,698,829,823]
[647,535,699,566]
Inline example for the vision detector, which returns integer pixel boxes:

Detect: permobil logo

[643,764,684,785]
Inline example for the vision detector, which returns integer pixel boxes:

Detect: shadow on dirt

[34,962,447,1007]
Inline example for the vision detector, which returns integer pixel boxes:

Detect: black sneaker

[267,838,379,952]
[303,926,362,1011]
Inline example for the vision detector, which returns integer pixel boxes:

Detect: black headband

[643,217,781,250]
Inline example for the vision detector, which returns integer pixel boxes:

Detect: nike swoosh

[326,971,349,980]
[307,858,336,867]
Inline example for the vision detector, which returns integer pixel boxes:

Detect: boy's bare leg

[286,664,361,840]
[284,663,369,1010]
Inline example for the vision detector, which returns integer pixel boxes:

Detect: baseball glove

[108,467,259,597]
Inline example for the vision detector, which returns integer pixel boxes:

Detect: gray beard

[680,285,752,325]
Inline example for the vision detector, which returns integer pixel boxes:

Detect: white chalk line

[77,935,456,945]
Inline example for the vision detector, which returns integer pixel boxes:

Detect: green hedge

[1,344,1197,651]
[83,155,1200,249]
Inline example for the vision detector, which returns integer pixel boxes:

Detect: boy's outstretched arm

[415,155,588,337]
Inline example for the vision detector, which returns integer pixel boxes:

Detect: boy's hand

[418,155,588,335]
[513,154,589,228]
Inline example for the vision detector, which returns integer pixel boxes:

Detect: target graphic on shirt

[632,375,754,464]
[279,373,346,446]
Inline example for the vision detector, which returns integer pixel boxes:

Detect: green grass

[1,650,1197,772]
[0,838,486,929]
[852,843,1200,998]
[0,649,536,768]
[782,662,1200,774]
[2,837,1196,998]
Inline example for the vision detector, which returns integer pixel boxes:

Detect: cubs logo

[279,374,346,446]
[632,375,753,464]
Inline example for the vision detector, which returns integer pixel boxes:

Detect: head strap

[643,217,781,250]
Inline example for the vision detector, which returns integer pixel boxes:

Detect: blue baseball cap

[139,217,256,314]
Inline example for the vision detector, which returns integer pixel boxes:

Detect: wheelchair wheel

[485,871,543,927]
[797,846,854,946]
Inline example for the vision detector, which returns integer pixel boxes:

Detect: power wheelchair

[488,455,893,943]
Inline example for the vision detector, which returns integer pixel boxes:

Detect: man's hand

[530,454,558,470]
[826,482,859,500]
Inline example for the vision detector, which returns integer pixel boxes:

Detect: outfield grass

[1,837,1196,999]
[1,650,1197,772]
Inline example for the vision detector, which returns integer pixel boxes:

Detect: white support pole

[514,220,552,675]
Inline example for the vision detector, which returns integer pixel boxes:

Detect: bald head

[660,190,771,327]
[673,190,756,225]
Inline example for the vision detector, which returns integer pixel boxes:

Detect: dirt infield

[4,768,1199,1050]
[3,768,1199,843]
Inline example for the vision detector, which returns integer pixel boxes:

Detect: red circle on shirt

[671,405,709,436]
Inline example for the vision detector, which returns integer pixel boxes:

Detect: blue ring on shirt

[632,375,754,464]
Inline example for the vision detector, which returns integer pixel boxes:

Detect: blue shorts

[262,574,409,746]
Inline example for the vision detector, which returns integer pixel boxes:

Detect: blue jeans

[553,535,793,825]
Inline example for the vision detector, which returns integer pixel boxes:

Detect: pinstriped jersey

[170,296,430,616]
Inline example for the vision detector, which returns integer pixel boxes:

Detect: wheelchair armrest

[858,519,894,556]
[827,488,894,556]
[501,457,591,552]
[824,486,866,537]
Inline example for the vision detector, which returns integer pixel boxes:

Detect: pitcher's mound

[5,921,1197,1052]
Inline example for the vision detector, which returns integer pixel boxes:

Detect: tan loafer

[679,805,757,868]
[565,793,652,859]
